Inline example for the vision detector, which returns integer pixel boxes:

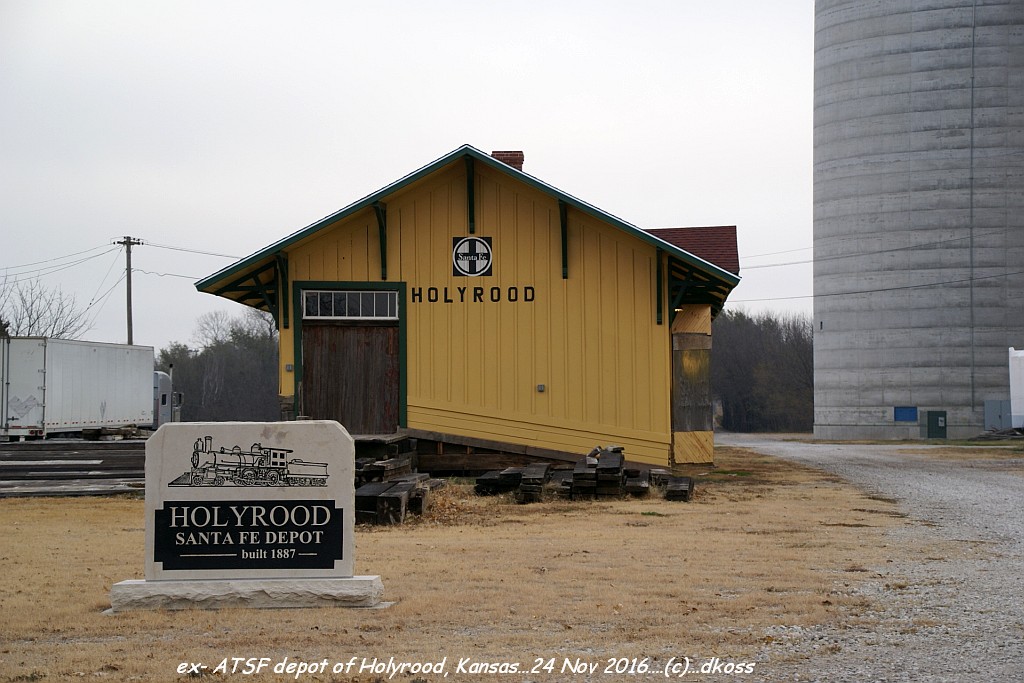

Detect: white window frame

[302,290,399,321]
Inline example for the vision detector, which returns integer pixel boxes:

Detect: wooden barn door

[301,323,400,434]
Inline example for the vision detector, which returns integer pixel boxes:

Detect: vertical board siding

[638,252,658,431]
[280,162,673,462]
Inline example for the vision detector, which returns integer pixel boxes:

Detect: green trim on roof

[196,144,740,295]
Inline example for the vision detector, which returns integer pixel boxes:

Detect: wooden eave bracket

[373,201,387,281]
[275,253,290,329]
[465,156,476,234]
[559,200,569,279]
[656,249,664,325]
[211,259,285,326]
[667,257,732,322]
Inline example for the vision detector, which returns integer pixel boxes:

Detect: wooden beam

[559,200,569,279]
[212,260,276,297]
[656,248,664,325]
[373,201,387,280]
[254,275,276,318]
[464,156,475,234]
[668,278,688,325]
[402,428,579,463]
[275,253,289,329]
[417,453,545,472]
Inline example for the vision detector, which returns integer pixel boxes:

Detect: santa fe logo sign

[452,236,493,277]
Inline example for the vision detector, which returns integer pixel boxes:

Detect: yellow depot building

[196,145,740,468]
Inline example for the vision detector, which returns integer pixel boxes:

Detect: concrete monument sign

[110,421,383,611]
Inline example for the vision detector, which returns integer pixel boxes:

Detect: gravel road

[716,433,1024,682]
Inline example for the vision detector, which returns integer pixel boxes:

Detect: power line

[730,267,1024,304]
[85,246,124,309]
[741,258,813,270]
[744,245,813,259]
[144,242,242,259]
[133,269,200,279]
[0,248,120,283]
[83,271,128,331]
[0,244,111,272]
[83,271,127,313]
[742,230,1006,270]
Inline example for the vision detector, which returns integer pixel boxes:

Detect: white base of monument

[108,576,384,612]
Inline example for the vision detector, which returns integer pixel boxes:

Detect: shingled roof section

[646,226,740,276]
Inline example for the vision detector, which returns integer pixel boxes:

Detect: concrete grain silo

[813,0,1024,439]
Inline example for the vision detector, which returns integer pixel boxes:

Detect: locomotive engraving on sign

[170,436,330,487]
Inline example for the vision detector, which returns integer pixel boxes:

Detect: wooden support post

[671,304,714,465]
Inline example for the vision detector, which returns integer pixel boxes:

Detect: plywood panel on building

[672,305,712,334]
[672,430,714,465]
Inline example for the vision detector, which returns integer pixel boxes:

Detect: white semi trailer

[0,337,154,439]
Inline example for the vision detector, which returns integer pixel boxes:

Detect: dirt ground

[0,446,917,682]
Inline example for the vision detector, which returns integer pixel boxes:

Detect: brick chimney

[491,150,524,171]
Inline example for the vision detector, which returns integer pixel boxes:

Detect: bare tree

[191,310,233,348]
[711,309,814,432]
[0,277,91,339]
[0,274,12,337]
[159,308,279,422]
[234,307,278,342]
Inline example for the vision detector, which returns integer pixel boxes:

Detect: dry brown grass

[0,446,914,682]
[895,445,1024,462]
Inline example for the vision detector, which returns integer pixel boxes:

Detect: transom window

[303,290,398,320]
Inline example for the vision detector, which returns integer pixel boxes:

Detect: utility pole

[115,236,143,344]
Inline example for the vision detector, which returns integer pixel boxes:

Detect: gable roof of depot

[646,226,740,276]
[196,144,740,312]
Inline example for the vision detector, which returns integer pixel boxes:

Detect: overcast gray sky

[1,0,813,352]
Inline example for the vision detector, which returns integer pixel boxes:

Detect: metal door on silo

[984,400,1012,431]
[926,411,947,439]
